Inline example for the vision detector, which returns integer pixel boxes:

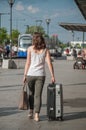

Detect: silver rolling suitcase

[47,83,63,121]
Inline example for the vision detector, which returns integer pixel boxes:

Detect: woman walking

[23,32,55,122]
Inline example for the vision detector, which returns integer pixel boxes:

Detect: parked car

[63,48,71,56]
[49,48,62,57]
[63,47,81,56]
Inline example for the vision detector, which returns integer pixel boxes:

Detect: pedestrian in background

[5,44,10,58]
[23,32,55,122]
[72,48,77,60]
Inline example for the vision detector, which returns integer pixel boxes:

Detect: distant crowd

[0,44,18,58]
[64,47,86,60]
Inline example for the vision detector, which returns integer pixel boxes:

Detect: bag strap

[23,82,27,91]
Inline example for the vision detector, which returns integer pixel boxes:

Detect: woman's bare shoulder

[46,48,50,53]
[27,46,33,51]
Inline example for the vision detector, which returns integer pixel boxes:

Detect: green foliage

[12,29,20,38]
[12,29,20,45]
[0,26,66,50]
[0,28,20,46]
[25,25,45,35]
[75,43,81,49]
[0,27,8,45]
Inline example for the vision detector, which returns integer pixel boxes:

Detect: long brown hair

[32,32,46,50]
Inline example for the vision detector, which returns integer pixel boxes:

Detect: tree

[12,29,20,45]
[25,25,45,35]
[0,27,8,45]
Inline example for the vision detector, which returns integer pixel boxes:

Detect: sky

[0,0,86,43]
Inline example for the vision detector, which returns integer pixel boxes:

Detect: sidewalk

[0,59,86,130]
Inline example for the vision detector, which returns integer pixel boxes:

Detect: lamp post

[72,30,74,42]
[8,0,15,59]
[46,19,51,36]
[82,31,85,48]
[24,25,29,33]
[36,20,42,32]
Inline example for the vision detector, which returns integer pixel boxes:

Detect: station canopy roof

[75,0,86,20]
[59,23,86,32]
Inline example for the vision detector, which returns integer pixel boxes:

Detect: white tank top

[27,49,46,76]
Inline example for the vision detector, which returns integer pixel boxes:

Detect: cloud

[15,2,24,11]
[43,12,59,21]
[50,13,59,19]
[27,5,39,14]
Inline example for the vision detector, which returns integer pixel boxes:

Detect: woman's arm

[23,47,31,83]
[45,49,55,83]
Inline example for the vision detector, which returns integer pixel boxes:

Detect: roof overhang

[59,22,86,32]
[75,0,86,20]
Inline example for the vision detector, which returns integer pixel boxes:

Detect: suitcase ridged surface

[47,83,63,120]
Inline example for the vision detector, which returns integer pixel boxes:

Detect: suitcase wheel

[48,117,55,121]
[48,117,52,121]
[60,116,64,121]
[56,116,63,121]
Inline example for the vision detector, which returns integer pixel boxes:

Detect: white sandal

[28,111,33,119]
[34,113,40,122]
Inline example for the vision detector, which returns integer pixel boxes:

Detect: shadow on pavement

[40,115,48,121]
[41,99,86,121]
[64,82,86,86]
[64,98,86,107]
[0,107,22,117]
[64,111,86,121]
[63,98,86,120]
[56,56,67,60]
[40,111,86,122]
[0,84,21,89]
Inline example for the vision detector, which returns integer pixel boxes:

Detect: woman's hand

[51,76,55,83]
[23,76,26,84]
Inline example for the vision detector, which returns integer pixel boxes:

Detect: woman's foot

[34,113,40,122]
[28,110,33,119]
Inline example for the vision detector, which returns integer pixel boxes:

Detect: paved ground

[0,58,86,130]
